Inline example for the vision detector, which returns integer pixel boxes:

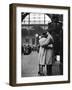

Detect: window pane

[22,13,51,25]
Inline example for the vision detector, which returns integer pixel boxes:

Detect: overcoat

[38,32,54,65]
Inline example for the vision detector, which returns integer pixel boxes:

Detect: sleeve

[39,35,51,46]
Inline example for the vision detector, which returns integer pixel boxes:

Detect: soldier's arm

[40,35,51,46]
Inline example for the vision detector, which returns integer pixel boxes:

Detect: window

[22,13,51,24]
[25,38,29,43]
[22,13,51,31]
[32,38,35,44]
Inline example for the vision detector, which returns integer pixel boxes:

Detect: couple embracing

[38,31,54,76]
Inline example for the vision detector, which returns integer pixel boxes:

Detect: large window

[21,13,51,31]
[22,13,51,25]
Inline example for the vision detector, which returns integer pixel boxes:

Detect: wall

[0,0,72,90]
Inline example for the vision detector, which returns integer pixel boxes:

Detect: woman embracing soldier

[38,32,54,76]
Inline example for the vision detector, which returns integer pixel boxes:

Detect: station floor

[21,51,63,77]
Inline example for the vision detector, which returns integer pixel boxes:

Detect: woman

[38,32,54,76]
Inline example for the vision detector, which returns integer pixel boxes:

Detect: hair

[42,32,48,38]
